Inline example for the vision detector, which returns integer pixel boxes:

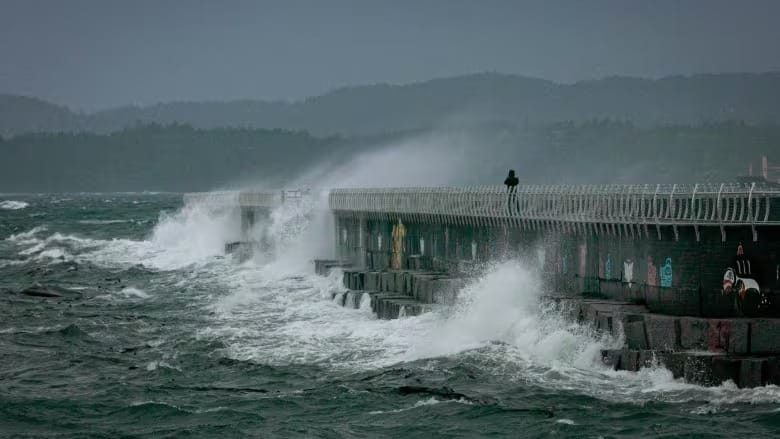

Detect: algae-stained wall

[335,214,780,317]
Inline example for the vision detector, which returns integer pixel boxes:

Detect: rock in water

[20,286,63,298]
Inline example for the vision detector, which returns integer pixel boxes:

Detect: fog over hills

[2,72,779,138]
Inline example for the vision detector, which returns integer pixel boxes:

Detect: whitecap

[0,200,29,210]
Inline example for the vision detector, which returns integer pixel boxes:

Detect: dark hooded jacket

[504,170,519,191]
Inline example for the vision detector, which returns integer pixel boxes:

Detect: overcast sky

[2,0,779,110]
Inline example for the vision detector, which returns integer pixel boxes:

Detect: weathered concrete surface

[750,319,780,355]
[644,314,680,351]
[600,349,780,388]
[314,259,352,276]
[679,317,708,350]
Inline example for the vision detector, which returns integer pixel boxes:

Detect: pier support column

[358,215,367,269]
[240,207,256,238]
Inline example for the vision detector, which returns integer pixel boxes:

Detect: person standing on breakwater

[504,169,519,214]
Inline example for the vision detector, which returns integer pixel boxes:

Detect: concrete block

[394,272,405,294]
[739,358,765,388]
[620,350,639,372]
[765,357,780,386]
[750,319,780,355]
[644,314,679,351]
[710,357,741,386]
[597,314,614,335]
[637,350,656,369]
[582,302,600,325]
[364,272,379,291]
[707,319,749,354]
[683,354,716,386]
[624,320,648,350]
[679,317,708,350]
[352,272,364,290]
[430,279,459,305]
[405,273,414,294]
[656,351,685,378]
[601,349,622,370]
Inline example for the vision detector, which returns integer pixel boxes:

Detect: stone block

[739,358,766,388]
[679,317,708,350]
[750,319,780,355]
[644,315,679,351]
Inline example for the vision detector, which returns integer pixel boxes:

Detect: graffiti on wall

[723,242,764,306]
[647,256,657,287]
[390,219,406,270]
[660,257,673,288]
[623,260,634,286]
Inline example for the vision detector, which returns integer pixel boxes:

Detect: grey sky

[2,0,779,110]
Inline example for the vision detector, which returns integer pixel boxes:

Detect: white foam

[368,397,472,415]
[119,287,151,299]
[0,200,29,210]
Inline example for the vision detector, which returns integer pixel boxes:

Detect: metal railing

[183,189,309,209]
[329,183,780,240]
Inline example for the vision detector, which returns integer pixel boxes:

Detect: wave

[0,200,29,210]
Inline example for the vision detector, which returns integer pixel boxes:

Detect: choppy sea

[1,193,780,438]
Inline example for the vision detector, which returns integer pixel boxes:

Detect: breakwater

[189,182,780,387]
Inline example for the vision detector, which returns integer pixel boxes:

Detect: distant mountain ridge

[2,72,780,137]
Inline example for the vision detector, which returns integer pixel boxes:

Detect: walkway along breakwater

[188,183,780,388]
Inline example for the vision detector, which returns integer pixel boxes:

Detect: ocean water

[1,193,780,438]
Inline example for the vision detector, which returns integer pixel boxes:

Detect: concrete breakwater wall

[331,185,780,318]
[184,184,780,387]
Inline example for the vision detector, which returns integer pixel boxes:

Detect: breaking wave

[0,200,29,210]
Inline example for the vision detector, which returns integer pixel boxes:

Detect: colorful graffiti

[623,260,634,285]
[660,257,673,288]
[647,256,657,287]
[390,219,406,270]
